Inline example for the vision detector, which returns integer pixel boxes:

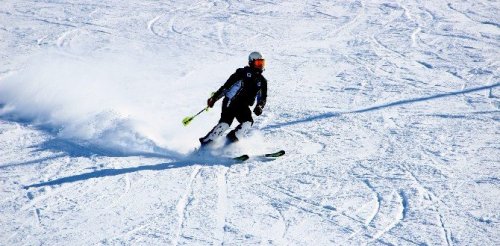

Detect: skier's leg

[226,121,252,143]
[226,106,253,143]
[199,98,234,145]
[199,122,230,145]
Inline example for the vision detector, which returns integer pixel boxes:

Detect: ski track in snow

[173,166,201,246]
[147,15,162,37]
[1,0,499,245]
[215,166,229,244]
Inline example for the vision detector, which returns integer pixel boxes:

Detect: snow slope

[1,0,499,245]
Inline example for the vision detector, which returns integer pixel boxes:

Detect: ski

[233,150,285,162]
[233,154,250,161]
[264,150,286,158]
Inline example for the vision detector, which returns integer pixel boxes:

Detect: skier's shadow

[23,156,232,189]
[0,106,236,189]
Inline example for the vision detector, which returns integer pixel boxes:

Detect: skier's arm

[254,79,267,116]
[211,69,242,102]
[257,79,267,108]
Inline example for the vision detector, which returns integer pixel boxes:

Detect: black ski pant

[219,98,253,141]
[219,98,254,126]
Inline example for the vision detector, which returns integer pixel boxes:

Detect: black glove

[253,105,263,116]
[207,97,215,108]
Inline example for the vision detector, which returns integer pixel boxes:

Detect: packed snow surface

[1,0,499,245]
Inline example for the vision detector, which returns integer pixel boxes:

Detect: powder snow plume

[0,49,240,156]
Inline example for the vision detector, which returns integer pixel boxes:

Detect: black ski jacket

[212,66,267,109]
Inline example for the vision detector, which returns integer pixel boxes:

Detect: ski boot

[199,122,230,148]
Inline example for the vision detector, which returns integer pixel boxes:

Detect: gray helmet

[248,51,265,70]
[248,51,264,62]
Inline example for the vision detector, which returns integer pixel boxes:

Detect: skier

[199,51,267,147]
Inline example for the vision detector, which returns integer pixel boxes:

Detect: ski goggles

[253,59,265,69]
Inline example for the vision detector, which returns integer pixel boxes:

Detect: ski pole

[182,107,209,126]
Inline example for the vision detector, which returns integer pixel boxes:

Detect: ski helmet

[248,51,265,70]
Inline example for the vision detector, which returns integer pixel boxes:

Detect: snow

[0,0,499,245]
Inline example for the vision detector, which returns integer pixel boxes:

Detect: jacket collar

[245,66,263,75]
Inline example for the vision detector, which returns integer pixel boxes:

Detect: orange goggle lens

[253,59,265,69]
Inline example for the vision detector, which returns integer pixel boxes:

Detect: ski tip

[233,155,250,161]
[264,150,286,158]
